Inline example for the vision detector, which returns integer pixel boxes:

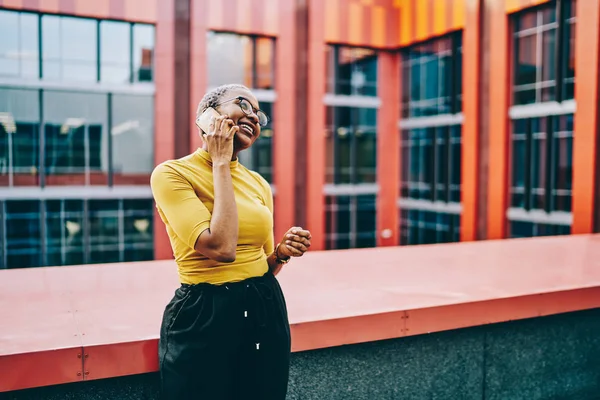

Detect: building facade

[0,0,598,268]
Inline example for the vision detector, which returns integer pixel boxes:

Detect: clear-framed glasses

[216,96,270,127]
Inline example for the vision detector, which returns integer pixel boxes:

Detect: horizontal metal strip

[0,185,153,200]
[0,77,155,95]
[323,184,379,196]
[399,113,464,129]
[323,94,381,108]
[397,198,462,214]
[509,100,576,119]
[506,208,573,225]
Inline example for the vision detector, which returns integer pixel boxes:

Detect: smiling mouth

[239,123,254,136]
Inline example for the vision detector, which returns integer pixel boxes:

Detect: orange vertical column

[306,0,326,250]
[460,0,480,241]
[486,1,509,240]
[154,0,176,259]
[273,0,297,240]
[189,0,208,154]
[572,0,600,234]
[377,52,400,246]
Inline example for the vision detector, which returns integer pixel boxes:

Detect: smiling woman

[150,84,312,400]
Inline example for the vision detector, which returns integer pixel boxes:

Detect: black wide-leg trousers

[158,271,291,400]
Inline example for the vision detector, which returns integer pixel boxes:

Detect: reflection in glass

[101,21,131,83]
[43,91,108,184]
[356,195,376,248]
[207,32,253,88]
[553,115,573,212]
[5,200,41,268]
[123,199,154,262]
[0,10,39,78]
[355,108,377,183]
[112,94,154,175]
[333,46,377,96]
[88,199,120,264]
[42,15,97,82]
[0,88,40,186]
[46,200,85,266]
[255,37,274,90]
[325,196,351,250]
[510,221,570,238]
[133,24,155,82]
[399,209,460,245]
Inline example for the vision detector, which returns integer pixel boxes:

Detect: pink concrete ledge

[1,235,600,392]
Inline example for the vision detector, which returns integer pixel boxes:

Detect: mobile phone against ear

[195,107,221,135]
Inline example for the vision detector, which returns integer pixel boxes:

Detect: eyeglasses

[216,96,270,127]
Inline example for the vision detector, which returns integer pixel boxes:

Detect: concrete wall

[3,308,600,400]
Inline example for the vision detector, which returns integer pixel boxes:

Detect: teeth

[240,124,253,135]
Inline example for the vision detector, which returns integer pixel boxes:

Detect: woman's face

[215,87,262,151]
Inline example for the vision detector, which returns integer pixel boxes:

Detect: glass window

[509,114,573,231]
[400,125,461,203]
[111,94,154,176]
[326,106,377,184]
[88,199,120,264]
[45,199,85,266]
[207,32,275,89]
[356,195,376,248]
[42,15,98,82]
[0,88,41,187]
[399,209,460,245]
[513,1,576,104]
[0,10,39,78]
[401,34,462,118]
[510,220,570,238]
[326,46,378,96]
[101,21,131,83]
[5,200,41,268]
[123,199,154,262]
[133,24,155,82]
[255,37,274,90]
[325,195,377,250]
[43,91,108,185]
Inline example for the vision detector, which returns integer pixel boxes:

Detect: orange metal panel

[415,0,428,41]
[324,0,340,42]
[433,0,447,36]
[572,0,600,234]
[452,0,466,29]
[124,0,157,23]
[0,348,84,392]
[207,0,224,29]
[74,0,109,19]
[272,0,296,241]
[348,1,363,45]
[236,0,252,33]
[306,0,326,250]
[0,0,23,8]
[83,341,159,381]
[263,0,279,35]
[405,287,600,337]
[21,0,38,10]
[505,0,522,14]
[372,5,386,47]
[59,0,75,13]
[2,235,600,390]
[486,0,509,240]
[460,0,480,242]
[377,52,400,246]
[189,0,208,155]
[40,0,59,13]
[400,0,412,46]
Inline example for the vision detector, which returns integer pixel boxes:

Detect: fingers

[284,243,305,257]
[226,124,239,140]
[207,115,234,138]
[285,233,311,248]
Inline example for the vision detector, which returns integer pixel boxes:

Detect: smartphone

[195,107,221,135]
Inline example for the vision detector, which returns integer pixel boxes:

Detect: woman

[150,83,311,400]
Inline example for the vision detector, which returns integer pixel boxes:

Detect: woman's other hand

[204,114,238,164]
[277,227,312,258]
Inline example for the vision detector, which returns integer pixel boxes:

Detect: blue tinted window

[0,11,39,78]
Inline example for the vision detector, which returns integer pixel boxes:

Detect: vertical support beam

[572,0,600,234]
[377,51,400,247]
[461,0,481,241]
[189,0,208,154]
[173,0,191,159]
[306,0,326,250]
[486,0,509,240]
[153,0,177,259]
[285,0,303,236]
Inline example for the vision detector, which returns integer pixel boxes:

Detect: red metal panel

[0,348,83,392]
[108,0,125,20]
[83,341,159,380]
[59,0,75,14]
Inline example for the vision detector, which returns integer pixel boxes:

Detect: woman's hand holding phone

[204,113,238,165]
